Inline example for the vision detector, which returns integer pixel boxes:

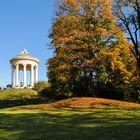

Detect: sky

[0,0,55,87]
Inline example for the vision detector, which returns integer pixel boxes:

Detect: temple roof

[10,49,39,63]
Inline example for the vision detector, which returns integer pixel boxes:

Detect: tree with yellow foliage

[47,0,138,100]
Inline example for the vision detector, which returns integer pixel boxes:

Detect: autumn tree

[114,0,140,70]
[47,0,138,100]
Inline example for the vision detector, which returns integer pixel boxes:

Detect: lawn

[0,89,40,100]
[0,97,140,140]
[0,89,48,108]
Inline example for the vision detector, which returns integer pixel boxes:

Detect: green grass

[0,89,48,109]
[0,104,140,140]
[0,90,140,140]
[0,89,38,100]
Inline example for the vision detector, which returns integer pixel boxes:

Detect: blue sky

[0,0,55,87]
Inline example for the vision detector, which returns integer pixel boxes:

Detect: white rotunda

[10,49,39,88]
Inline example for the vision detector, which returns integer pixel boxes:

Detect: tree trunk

[136,57,140,72]
[88,70,96,97]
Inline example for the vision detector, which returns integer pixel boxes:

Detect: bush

[34,81,56,99]
[34,81,50,93]
[116,83,140,102]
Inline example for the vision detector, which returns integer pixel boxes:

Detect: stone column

[16,64,19,87]
[11,65,15,88]
[34,66,38,84]
[30,65,34,87]
[23,64,27,87]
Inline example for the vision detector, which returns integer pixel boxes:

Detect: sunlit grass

[0,100,140,140]
[0,92,140,140]
[0,89,38,100]
[0,89,48,109]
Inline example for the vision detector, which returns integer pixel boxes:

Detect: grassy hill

[0,89,48,108]
[0,89,38,100]
[0,97,140,140]
[37,97,139,108]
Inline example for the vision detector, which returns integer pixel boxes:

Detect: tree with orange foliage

[47,0,138,100]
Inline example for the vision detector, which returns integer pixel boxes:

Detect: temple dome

[10,49,39,64]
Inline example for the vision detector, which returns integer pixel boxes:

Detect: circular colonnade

[10,49,39,88]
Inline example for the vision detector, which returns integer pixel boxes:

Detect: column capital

[23,64,27,69]
[31,64,34,68]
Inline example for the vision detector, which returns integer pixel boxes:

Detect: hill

[0,89,38,100]
[32,97,140,109]
[0,97,140,140]
[0,89,48,108]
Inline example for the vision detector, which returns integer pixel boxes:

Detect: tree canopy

[47,0,139,101]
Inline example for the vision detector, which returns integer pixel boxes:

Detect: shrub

[34,81,56,99]
[34,81,50,93]
[116,83,140,102]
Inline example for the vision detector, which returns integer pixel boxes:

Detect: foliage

[114,0,140,70]
[34,81,50,92]
[42,97,140,108]
[47,0,139,100]
[114,0,140,100]
[34,81,56,99]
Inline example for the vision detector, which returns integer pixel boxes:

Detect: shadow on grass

[0,109,140,140]
[0,98,49,109]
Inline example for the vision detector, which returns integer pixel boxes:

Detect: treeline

[47,0,140,101]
